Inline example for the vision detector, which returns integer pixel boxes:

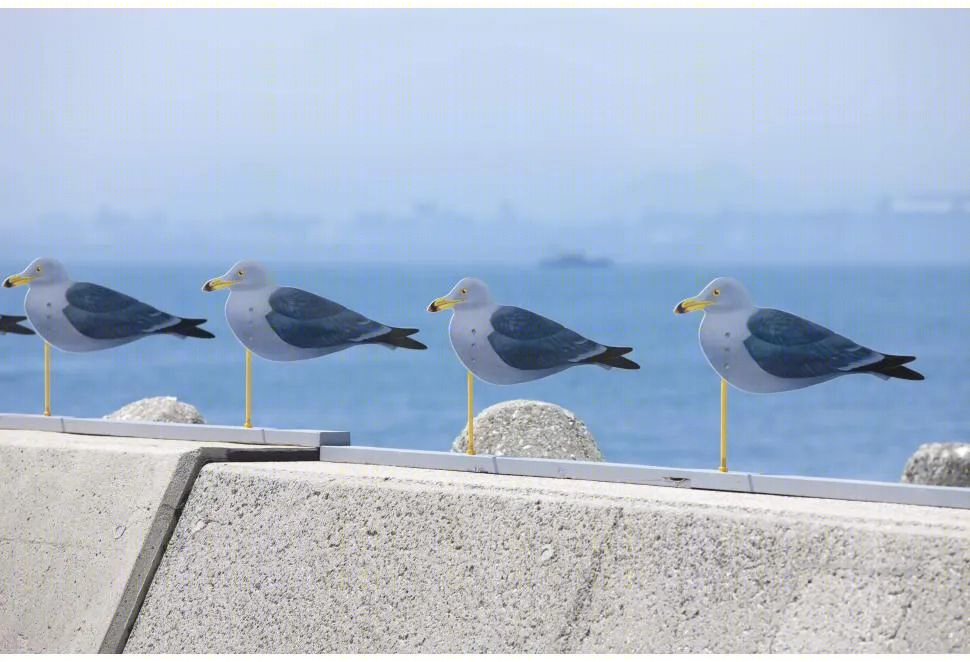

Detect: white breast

[698,310,750,381]
[448,308,495,377]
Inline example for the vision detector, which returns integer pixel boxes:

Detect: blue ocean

[1,261,967,482]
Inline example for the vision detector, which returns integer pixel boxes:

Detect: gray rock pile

[451,399,602,461]
[105,396,205,424]
[900,443,970,487]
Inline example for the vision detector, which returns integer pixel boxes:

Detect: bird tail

[585,345,640,370]
[852,354,924,381]
[369,327,427,350]
[158,317,215,339]
[0,315,34,335]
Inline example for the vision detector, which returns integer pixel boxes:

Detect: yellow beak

[674,297,712,314]
[427,296,462,312]
[203,277,234,292]
[3,273,34,288]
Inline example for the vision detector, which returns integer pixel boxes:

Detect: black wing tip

[588,346,640,370]
[373,327,427,350]
[162,317,215,339]
[877,354,916,366]
[0,315,35,335]
[854,354,924,380]
[882,364,924,381]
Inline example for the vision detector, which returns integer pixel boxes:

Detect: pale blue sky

[1,9,968,262]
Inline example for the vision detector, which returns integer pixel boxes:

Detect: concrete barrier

[127,461,970,653]
[0,430,316,653]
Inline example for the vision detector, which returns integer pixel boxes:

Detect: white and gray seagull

[675,276,923,392]
[675,276,923,472]
[4,257,214,416]
[3,257,214,351]
[203,260,426,426]
[203,260,427,360]
[428,277,639,383]
[428,277,639,454]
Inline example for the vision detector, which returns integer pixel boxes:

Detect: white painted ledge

[318,446,970,510]
[1,412,962,509]
[0,413,349,448]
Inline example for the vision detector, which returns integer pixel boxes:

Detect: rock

[451,399,602,461]
[105,396,205,424]
[900,443,970,487]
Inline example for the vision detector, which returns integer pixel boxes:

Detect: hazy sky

[1,9,969,262]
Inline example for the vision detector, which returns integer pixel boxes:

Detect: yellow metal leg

[719,377,728,473]
[244,349,252,429]
[43,343,51,417]
[466,370,475,455]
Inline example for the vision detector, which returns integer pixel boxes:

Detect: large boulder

[900,443,970,487]
[451,399,602,461]
[105,396,205,424]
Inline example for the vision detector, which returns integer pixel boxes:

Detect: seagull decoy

[4,257,214,415]
[675,276,923,471]
[428,277,639,454]
[203,260,426,427]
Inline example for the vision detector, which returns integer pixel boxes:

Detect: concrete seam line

[99,448,209,653]
[100,446,319,653]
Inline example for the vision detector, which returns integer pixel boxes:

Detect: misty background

[1,9,968,479]
[2,9,969,266]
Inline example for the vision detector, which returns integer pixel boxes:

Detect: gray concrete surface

[0,430,316,653]
[106,396,205,423]
[451,399,603,460]
[902,442,970,487]
[127,461,970,653]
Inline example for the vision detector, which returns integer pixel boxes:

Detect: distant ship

[878,194,970,216]
[539,252,614,268]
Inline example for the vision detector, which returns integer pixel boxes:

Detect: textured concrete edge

[126,461,970,654]
[100,445,320,653]
[0,413,350,448]
[318,446,970,510]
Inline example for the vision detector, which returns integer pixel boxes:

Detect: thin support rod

[466,370,475,455]
[719,377,728,473]
[244,349,253,429]
[43,342,51,417]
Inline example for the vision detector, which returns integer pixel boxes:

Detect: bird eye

[712,288,721,296]
[460,288,468,295]
[35,266,41,273]
[237,270,244,277]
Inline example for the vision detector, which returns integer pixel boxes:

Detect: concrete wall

[126,462,970,653]
[0,431,314,653]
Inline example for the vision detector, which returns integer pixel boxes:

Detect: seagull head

[428,277,492,313]
[203,260,271,292]
[3,257,68,288]
[675,277,752,315]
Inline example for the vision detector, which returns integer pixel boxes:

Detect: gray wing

[743,308,881,379]
[265,287,388,349]
[64,282,178,340]
[488,306,604,371]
